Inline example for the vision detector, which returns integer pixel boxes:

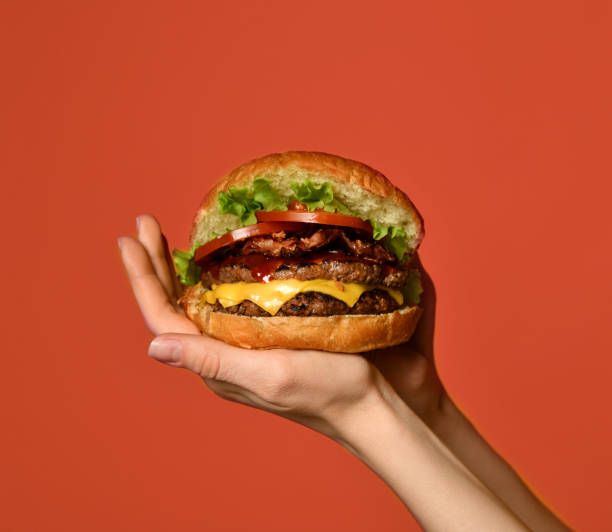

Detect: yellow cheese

[203,279,403,316]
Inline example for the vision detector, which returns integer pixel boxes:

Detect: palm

[119,215,377,433]
[119,215,442,429]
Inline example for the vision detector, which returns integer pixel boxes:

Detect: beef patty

[209,289,403,317]
[201,260,408,288]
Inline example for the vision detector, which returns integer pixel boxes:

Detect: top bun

[190,151,424,252]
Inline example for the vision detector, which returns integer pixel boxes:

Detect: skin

[119,214,571,531]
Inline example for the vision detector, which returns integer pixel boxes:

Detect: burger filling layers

[174,179,423,317]
[194,226,417,317]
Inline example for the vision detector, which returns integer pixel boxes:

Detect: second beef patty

[208,289,403,317]
[201,260,408,288]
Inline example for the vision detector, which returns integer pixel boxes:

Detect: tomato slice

[194,222,308,263]
[255,210,373,233]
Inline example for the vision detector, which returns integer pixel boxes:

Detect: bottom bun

[182,284,423,353]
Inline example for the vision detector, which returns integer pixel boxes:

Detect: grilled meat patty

[201,260,408,287]
[209,289,402,317]
[200,226,409,317]
[200,226,406,288]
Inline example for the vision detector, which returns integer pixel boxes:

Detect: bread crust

[189,151,424,246]
[181,284,422,353]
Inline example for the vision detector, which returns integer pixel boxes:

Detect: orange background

[2,1,611,530]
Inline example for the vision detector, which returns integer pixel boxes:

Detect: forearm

[335,385,528,531]
[429,394,572,531]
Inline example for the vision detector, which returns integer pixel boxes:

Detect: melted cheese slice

[203,279,403,316]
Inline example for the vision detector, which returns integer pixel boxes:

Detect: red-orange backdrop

[2,1,611,531]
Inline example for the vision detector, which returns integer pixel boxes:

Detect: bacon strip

[237,228,395,262]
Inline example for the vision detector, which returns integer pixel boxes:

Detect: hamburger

[173,151,424,353]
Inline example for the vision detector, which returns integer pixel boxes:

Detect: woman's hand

[118,214,385,440]
[117,214,539,531]
[367,255,447,428]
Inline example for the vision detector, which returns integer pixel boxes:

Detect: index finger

[136,214,181,302]
[118,236,200,336]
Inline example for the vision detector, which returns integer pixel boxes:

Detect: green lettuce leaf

[370,220,389,240]
[252,178,287,212]
[289,179,356,217]
[217,178,288,226]
[384,226,408,261]
[324,198,354,215]
[290,180,334,210]
[402,268,423,305]
[172,241,203,286]
[214,178,411,261]
[218,186,261,226]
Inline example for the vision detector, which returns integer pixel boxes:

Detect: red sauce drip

[206,261,222,281]
[242,255,286,282]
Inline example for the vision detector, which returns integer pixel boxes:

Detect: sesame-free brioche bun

[190,151,424,252]
[182,284,423,353]
[182,151,425,353]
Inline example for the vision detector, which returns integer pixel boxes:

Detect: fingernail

[117,236,125,251]
[149,338,182,364]
[136,215,142,234]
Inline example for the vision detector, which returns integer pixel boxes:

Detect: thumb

[148,333,285,389]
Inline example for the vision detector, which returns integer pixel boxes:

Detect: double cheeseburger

[174,151,424,353]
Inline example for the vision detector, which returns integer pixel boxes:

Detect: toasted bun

[184,151,424,352]
[190,151,424,252]
[182,284,423,353]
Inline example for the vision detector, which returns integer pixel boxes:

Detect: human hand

[118,214,388,440]
[118,215,540,531]
[366,255,447,428]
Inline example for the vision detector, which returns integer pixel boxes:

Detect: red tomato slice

[194,222,308,263]
[255,210,373,233]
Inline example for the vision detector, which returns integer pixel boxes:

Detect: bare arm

[429,395,572,531]
[119,214,529,531]
[371,258,572,531]
[337,379,529,531]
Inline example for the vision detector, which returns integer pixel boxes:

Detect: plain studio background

[1,1,610,531]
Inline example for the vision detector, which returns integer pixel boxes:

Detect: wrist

[330,370,422,456]
[427,392,471,444]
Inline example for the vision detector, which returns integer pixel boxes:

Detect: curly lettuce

[289,179,354,215]
[384,226,409,261]
[173,179,414,285]
[217,188,260,226]
[402,268,423,305]
[218,178,287,226]
[172,241,203,286]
